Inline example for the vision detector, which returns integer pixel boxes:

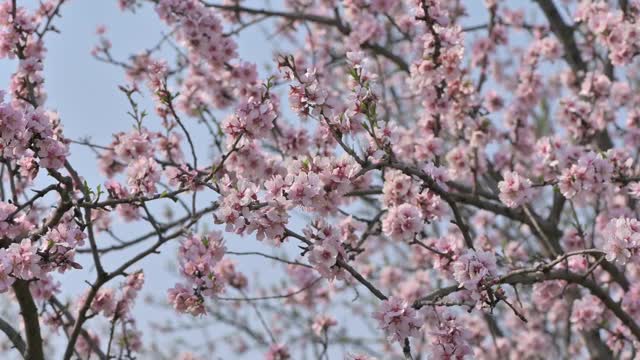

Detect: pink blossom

[7,239,41,280]
[484,90,504,112]
[602,217,640,264]
[35,138,68,169]
[91,288,117,317]
[30,274,60,300]
[179,231,226,288]
[113,129,154,161]
[622,284,640,319]
[382,170,415,207]
[627,182,640,199]
[571,294,603,331]
[424,163,450,191]
[382,204,423,241]
[75,331,100,359]
[372,296,423,343]
[308,238,340,279]
[532,280,565,311]
[426,309,473,360]
[104,180,140,221]
[312,314,337,336]
[452,249,497,292]
[215,259,247,289]
[4,0,640,357]
[498,171,535,208]
[127,157,161,195]
[156,0,236,69]
[167,284,205,316]
[112,275,144,318]
[265,343,290,360]
[346,354,378,360]
[223,96,277,139]
[286,172,322,207]
[0,249,14,292]
[0,202,18,238]
[166,165,200,190]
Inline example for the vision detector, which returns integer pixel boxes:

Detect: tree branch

[0,316,26,356]
[12,280,44,360]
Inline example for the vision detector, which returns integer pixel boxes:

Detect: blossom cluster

[6,0,640,359]
[372,296,423,343]
[603,217,640,264]
[168,231,233,316]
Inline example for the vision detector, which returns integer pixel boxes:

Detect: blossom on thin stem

[372,296,423,343]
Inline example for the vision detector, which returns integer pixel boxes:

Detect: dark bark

[12,280,44,360]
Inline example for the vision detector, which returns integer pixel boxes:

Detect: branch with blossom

[3,0,640,359]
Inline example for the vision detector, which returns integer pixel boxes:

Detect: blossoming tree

[2,0,640,358]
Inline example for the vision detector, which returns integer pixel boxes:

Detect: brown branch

[0,316,26,356]
[204,2,410,72]
[415,266,640,342]
[533,0,586,74]
[12,280,44,360]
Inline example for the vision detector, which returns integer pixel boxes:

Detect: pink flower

[372,296,423,343]
[532,280,565,311]
[382,204,423,241]
[17,151,38,180]
[312,314,337,336]
[484,90,504,112]
[424,163,450,191]
[30,274,60,301]
[396,276,430,303]
[602,217,640,264]
[287,172,322,207]
[557,152,613,200]
[308,238,340,279]
[127,157,161,195]
[117,270,144,316]
[166,165,199,190]
[113,129,154,161]
[104,180,140,221]
[426,309,473,360]
[452,249,497,292]
[156,0,236,69]
[498,171,535,208]
[36,138,68,169]
[417,189,445,221]
[167,284,205,316]
[286,68,330,117]
[622,284,640,319]
[382,170,415,207]
[223,97,277,139]
[215,259,247,289]
[7,239,41,280]
[91,288,117,317]
[537,37,563,60]
[571,294,603,331]
[561,228,585,251]
[346,354,378,360]
[75,331,100,359]
[265,343,290,360]
[0,202,18,238]
[0,249,14,292]
[179,232,226,288]
[46,218,86,248]
[628,182,640,199]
